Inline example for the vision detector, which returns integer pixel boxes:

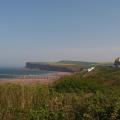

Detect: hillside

[26,60,98,72]
[1,66,120,119]
[53,66,120,93]
[57,60,97,66]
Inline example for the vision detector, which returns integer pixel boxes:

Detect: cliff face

[26,62,73,72]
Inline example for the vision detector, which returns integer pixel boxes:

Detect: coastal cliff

[25,61,97,72]
[25,62,73,72]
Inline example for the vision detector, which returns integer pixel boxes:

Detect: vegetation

[1,66,120,119]
[57,60,97,66]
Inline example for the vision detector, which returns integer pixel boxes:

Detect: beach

[0,72,72,85]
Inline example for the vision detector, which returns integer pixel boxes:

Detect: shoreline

[0,72,72,85]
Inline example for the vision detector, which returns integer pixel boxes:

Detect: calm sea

[0,68,53,79]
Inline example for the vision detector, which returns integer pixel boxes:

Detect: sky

[0,0,120,67]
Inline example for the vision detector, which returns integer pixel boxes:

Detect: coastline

[0,72,72,85]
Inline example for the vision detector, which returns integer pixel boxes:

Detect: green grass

[1,66,120,119]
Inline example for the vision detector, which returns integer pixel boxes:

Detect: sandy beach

[0,72,72,85]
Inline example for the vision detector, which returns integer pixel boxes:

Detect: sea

[0,68,54,79]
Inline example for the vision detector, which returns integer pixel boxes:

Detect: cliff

[25,60,97,72]
[25,62,74,72]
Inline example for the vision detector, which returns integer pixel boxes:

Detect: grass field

[0,66,120,119]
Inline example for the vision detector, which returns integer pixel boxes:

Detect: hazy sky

[0,0,120,67]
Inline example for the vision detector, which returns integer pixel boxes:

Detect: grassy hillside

[57,60,97,67]
[1,66,120,119]
[53,66,120,93]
